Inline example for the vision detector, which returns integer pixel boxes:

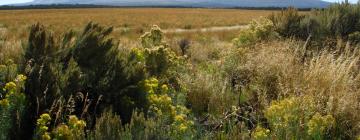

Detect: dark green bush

[20,23,149,138]
[269,7,307,39]
[271,3,360,44]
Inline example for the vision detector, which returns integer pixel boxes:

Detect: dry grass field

[0,8,275,29]
[0,8,276,40]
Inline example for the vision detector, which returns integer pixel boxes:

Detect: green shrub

[91,110,124,140]
[23,22,149,129]
[23,24,67,138]
[91,78,195,139]
[20,23,189,138]
[269,7,307,39]
[349,31,360,44]
[271,3,360,43]
[322,3,360,39]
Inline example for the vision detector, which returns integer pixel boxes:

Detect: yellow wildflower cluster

[36,113,52,140]
[131,47,145,62]
[252,126,270,140]
[2,74,27,93]
[0,74,27,108]
[36,114,87,140]
[307,113,335,138]
[53,115,86,139]
[141,77,193,134]
[0,98,9,107]
[142,78,176,118]
[265,97,300,129]
[15,74,27,82]
[264,97,308,139]
[143,78,159,95]
[68,115,86,130]
[4,82,16,92]
[53,124,72,139]
[264,96,337,139]
[172,106,194,133]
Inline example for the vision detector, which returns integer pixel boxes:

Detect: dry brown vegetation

[0,8,275,40]
[0,8,274,29]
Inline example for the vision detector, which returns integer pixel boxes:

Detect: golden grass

[0,8,277,41]
[0,8,276,29]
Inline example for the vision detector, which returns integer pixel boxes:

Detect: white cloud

[0,0,32,5]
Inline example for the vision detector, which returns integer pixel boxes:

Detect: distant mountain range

[23,0,332,8]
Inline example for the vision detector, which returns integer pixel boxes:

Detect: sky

[0,0,358,5]
[0,0,32,5]
[324,0,358,3]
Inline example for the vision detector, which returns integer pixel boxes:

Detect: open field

[0,8,276,40]
[0,8,275,29]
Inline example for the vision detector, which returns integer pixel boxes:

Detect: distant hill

[26,0,331,8]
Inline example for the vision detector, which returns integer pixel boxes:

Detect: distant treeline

[0,4,313,11]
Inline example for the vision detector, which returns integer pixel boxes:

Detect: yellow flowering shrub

[1,75,27,106]
[265,98,300,129]
[140,77,194,138]
[130,47,145,62]
[4,82,16,92]
[233,17,278,47]
[68,115,86,131]
[53,115,86,139]
[307,113,335,140]
[35,114,87,140]
[0,74,27,139]
[140,25,165,48]
[144,44,180,76]
[53,124,72,139]
[35,113,52,140]
[139,25,183,77]
[264,97,312,139]
[172,106,194,134]
[264,96,338,139]
[252,126,270,140]
[0,98,9,107]
[141,78,175,119]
